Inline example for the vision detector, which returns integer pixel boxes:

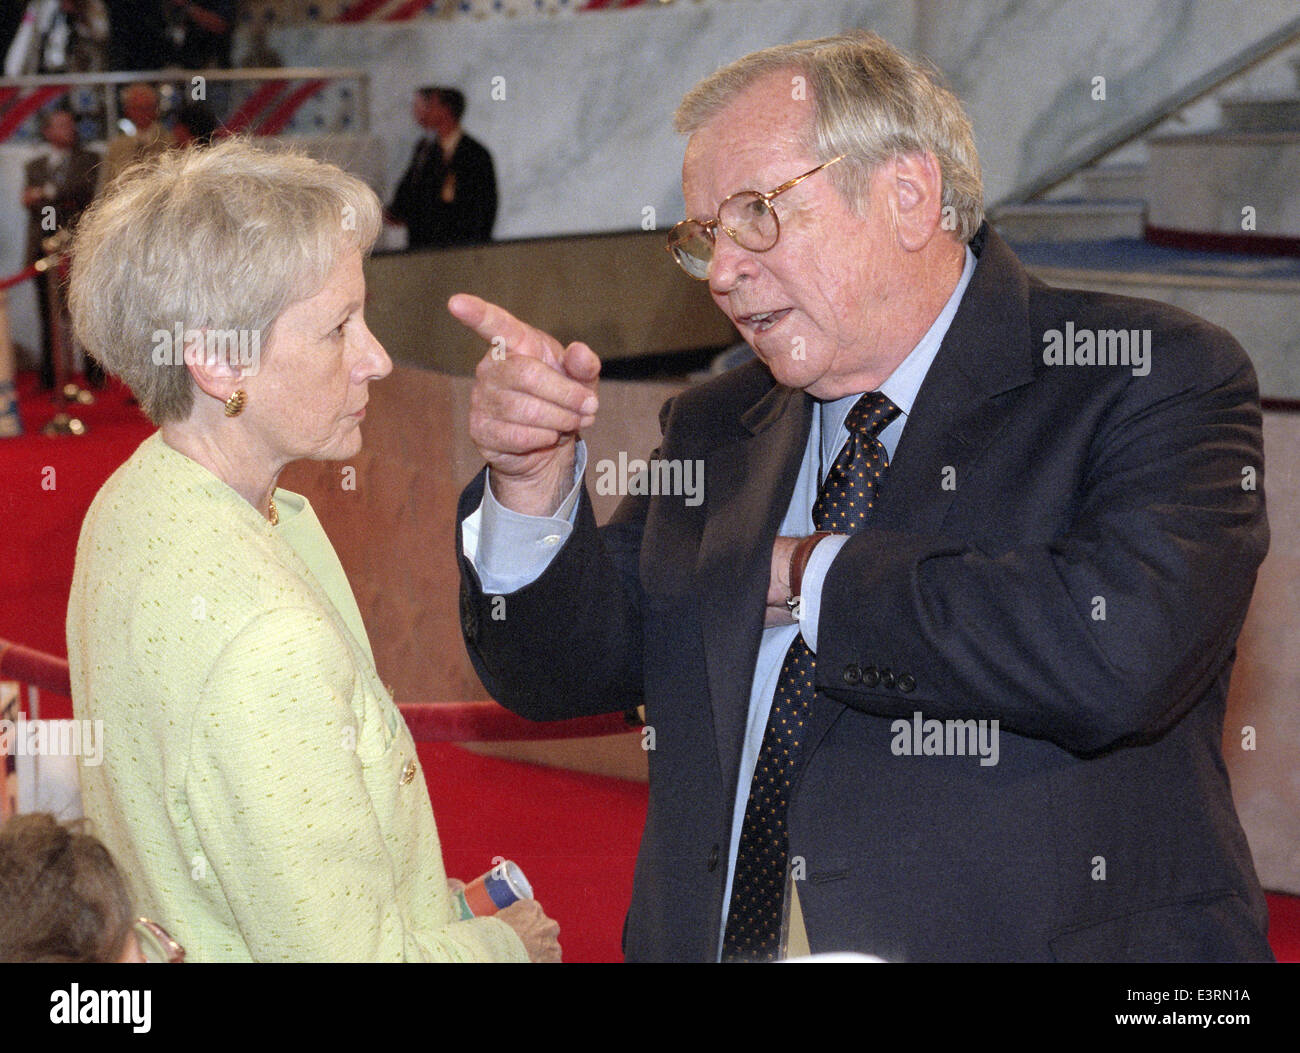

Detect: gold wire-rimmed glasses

[666,155,846,279]
[133,917,186,962]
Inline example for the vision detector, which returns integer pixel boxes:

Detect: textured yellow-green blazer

[69,433,526,962]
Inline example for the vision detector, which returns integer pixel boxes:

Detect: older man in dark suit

[388,86,497,249]
[449,32,1272,963]
[23,108,97,389]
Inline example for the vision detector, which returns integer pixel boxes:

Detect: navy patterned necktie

[722,391,901,962]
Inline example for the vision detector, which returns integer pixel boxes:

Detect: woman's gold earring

[224,390,247,417]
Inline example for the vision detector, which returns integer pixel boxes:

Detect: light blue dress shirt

[462,247,977,954]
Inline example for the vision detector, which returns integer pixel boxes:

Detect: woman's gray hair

[675,31,984,242]
[68,137,382,423]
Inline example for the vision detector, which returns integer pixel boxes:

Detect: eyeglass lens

[670,224,715,278]
[719,192,779,250]
[670,193,778,277]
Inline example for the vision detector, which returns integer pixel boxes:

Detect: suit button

[862,666,880,688]
[842,664,861,685]
[897,673,916,693]
[880,668,896,690]
[707,844,720,872]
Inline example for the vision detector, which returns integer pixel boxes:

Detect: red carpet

[0,373,153,663]
[418,741,644,963]
[1,369,1296,963]
[1268,889,1300,964]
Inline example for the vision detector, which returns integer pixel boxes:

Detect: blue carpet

[1006,237,1300,280]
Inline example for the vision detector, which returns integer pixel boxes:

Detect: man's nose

[707,230,759,293]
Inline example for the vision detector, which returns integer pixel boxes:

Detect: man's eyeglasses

[666,155,846,279]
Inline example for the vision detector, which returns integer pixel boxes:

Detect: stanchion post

[36,234,87,437]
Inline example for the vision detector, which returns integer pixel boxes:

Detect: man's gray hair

[675,31,984,241]
[68,138,382,423]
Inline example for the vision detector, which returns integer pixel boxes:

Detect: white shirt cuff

[797,533,849,653]
[462,442,586,595]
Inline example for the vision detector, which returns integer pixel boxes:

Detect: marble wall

[266,0,1300,235]
[920,1,1300,204]
[270,1,911,241]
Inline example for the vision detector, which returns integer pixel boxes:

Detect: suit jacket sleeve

[814,313,1268,757]
[457,465,649,722]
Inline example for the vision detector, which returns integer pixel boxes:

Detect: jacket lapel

[876,227,1038,533]
[696,381,812,793]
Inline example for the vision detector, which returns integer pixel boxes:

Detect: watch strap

[787,531,836,611]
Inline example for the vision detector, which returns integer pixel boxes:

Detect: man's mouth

[737,308,792,333]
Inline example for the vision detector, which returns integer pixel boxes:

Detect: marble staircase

[991,54,1300,402]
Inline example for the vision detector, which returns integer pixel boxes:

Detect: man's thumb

[563,341,601,384]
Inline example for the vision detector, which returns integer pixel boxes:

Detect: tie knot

[844,391,900,440]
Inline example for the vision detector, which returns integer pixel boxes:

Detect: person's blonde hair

[68,137,382,423]
[675,31,983,241]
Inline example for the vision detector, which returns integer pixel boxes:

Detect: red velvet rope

[0,638,638,742]
[0,264,39,292]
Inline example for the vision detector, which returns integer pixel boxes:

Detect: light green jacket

[69,433,526,962]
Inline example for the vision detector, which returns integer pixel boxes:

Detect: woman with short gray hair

[65,139,558,962]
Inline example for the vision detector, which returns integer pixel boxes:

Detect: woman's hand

[496,899,562,963]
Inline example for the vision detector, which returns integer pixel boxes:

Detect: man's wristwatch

[785,531,837,619]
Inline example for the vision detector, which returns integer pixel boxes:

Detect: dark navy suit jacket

[389,132,497,248]
[457,225,1273,962]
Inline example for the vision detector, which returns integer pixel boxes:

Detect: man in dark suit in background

[23,108,97,389]
[388,86,497,249]
[449,32,1273,962]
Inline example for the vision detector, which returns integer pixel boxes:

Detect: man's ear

[183,328,244,405]
[888,151,945,251]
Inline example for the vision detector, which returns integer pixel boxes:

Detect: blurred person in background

[388,86,498,249]
[102,1,231,71]
[0,292,22,438]
[163,0,234,69]
[4,1,108,75]
[23,107,99,389]
[99,82,175,190]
